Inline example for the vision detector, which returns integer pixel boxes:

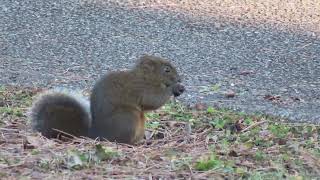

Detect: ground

[1,0,320,179]
[0,86,319,179]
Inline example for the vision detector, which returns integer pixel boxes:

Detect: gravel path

[1,0,319,123]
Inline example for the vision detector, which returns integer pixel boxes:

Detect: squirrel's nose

[173,84,185,97]
[177,84,185,93]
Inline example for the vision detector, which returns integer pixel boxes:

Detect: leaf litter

[0,86,319,179]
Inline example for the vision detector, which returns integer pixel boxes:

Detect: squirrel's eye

[164,66,171,73]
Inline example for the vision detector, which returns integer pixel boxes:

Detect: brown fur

[30,55,185,144]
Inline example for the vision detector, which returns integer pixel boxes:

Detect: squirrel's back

[30,89,91,138]
[28,55,185,144]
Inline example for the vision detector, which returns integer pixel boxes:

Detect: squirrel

[29,55,185,144]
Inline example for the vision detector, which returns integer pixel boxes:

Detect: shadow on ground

[0,0,319,123]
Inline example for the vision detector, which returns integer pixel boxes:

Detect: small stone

[0,100,4,107]
[214,22,221,29]
[225,90,236,98]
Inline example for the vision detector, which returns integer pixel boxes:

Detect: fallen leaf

[194,103,207,111]
[145,130,153,140]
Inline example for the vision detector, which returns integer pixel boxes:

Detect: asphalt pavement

[1,0,319,123]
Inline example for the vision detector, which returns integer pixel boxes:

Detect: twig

[0,159,26,169]
[0,128,20,132]
[241,120,267,133]
[52,128,79,140]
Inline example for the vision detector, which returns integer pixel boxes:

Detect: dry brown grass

[1,86,319,179]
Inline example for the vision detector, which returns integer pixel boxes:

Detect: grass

[0,85,319,179]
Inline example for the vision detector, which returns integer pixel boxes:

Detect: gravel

[1,0,319,123]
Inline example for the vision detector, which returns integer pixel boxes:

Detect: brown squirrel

[29,55,185,144]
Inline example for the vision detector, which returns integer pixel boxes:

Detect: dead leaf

[145,130,153,140]
[239,70,254,75]
[194,103,207,111]
[299,148,320,174]
[264,94,282,103]
[235,118,245,131]
[25,135,52,149]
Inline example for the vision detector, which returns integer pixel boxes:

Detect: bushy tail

[29,89,91,138]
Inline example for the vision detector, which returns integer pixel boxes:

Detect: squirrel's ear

[136,55,155,71]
